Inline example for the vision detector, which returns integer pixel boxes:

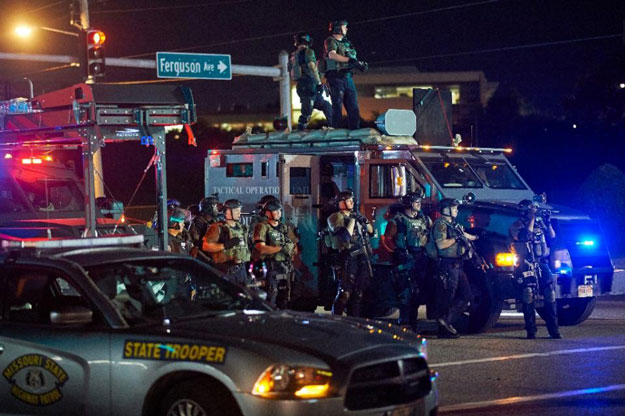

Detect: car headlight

[252,365,333,399]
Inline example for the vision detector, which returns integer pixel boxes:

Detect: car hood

[139,310,424,362]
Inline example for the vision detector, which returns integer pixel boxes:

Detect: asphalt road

[427,295,625,415]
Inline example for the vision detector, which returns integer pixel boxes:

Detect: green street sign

[156,52,232,80]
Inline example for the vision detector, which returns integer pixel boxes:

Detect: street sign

[156,52,232,80]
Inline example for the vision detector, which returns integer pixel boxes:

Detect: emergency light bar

[0,234,144,250]
[418,145,513,154]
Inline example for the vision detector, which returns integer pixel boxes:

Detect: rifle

[352,214,374,278]
[452,222,489,272]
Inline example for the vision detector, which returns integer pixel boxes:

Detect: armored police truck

[205,127,614,332]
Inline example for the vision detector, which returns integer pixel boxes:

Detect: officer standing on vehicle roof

[188,195,221,261]
[202,199,251,285]
[323,19,368,130]
[432,198,476,338]
[253,199,296,308]
[509,199,562,339]
[383,192,432,328]
[167,207,191,255]
[291,32,332,130]
[327,190,374,317]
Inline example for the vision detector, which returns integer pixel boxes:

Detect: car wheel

[160,380,233,416]
[453,273,503,334]
[541,297,596,326]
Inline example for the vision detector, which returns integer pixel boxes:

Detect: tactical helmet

[199,195,219,215]
[257,195,279,210]
[337,190,354,202]
[167,198,181,211]
[294,32,313,46]
[329,20,348,34]
[168,207,187,230]
[400,192,423,208]
[263,200,282,213]
[518,199,539,211]
[439,198,460,216]
[222,199,242,212]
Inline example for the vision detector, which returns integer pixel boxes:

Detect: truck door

[0,264,110,415]
[361,159,427,262]
[280,155,320,305]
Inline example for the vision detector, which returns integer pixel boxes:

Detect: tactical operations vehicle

[0,236,438,416]
[205,120,615,332]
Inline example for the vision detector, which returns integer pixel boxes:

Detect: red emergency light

[87,30,106,46]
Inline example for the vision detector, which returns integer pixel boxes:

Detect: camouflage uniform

[253,219,296,308]
[385,211,430,325]
[328,210,373,317]
[203,221,251,285]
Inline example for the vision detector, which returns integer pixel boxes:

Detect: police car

[0,237,438,416]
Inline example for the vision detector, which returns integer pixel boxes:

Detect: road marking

[439,383,625,413]
[430,345,625,368]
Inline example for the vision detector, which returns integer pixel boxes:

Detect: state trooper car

[0,237,438,416]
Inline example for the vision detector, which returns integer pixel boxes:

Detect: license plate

[578,285,593,297]
[391,406,416,416]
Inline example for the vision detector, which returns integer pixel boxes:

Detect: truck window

[466,159,526,190]
[369,164,423,198]
[0,179,28,212]
[290,167,311,194]
[420,157,483,189]
[15,178,84,212]
[226,162,253,177]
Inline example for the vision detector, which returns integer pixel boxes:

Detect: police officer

[167,207,191,254]
[253,199,296,308]
[291,32,332,130]
[323,20,368,130]
[327,190,374,316]
[432,198,476,338]
[509,200,562,339]
[384,192,432,327]
[188,195,221,261]
[202,199,251,285]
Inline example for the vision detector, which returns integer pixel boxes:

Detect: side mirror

[462,192,477,204]
[50,306,93,325]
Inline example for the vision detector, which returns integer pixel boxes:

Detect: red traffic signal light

[83,29,106,79]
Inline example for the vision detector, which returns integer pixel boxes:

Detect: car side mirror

[50,305,93,325]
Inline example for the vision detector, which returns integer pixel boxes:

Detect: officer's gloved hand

[542,209,552,224]
[223,236,241,249]
[348,58,368,72]
[315,83,324,94]
[351,212,369,225]
[282,240,295,256]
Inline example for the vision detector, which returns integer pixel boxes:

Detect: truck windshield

[0,179,28,212]
[15,178,84,212]
[420,157,483,188]
[466,159,527,190]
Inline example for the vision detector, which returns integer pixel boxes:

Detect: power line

[369,34,621,65]
[25,1,66,14]
[121,0,509,59]
[92,0,253,15]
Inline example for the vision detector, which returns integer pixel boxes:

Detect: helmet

[400,192,423,208]
[337,190,354,202]
[167,198,181,211]
[439,198,460,216]
[518,199,539,211]
[263,200,282,213]
[329,20,348,34]
[168,207,187,230]
[199,195,220,215]
[294,32,313,46]
[222,199,242,212]
[257,195,279,210]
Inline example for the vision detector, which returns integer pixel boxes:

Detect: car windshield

[420,157,483,188]
[15,178,84,212]
[86,259,269,326]
[466,159,527,190]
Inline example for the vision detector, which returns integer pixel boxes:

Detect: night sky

[2,0,623,113]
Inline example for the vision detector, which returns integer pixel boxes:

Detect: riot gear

[199,195,220,216]
[294,32,313,46]
[439,198,460,217]
[400,192,423,209]
[518,199,539,212]
[168,208,187,230]
[335,190,354,210]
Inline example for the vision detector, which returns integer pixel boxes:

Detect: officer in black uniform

[327,190,374,317]
[188,195,221,261]
[323,20,368,130]
[383,192,432,327]
[509,200,562,339]
[432,198,477,338]
[291,32,332,130]
[167,207,191,254]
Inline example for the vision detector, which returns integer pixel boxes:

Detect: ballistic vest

[393,212,429,249]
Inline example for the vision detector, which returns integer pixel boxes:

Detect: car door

[0,261,110,416]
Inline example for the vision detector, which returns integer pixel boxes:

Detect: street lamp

[13,24,78,39]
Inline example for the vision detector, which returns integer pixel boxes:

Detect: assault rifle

[452,222,490,272]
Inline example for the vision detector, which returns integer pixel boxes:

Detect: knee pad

[522,287,534,304]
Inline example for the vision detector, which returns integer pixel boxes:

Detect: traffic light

[84,29,106,79]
